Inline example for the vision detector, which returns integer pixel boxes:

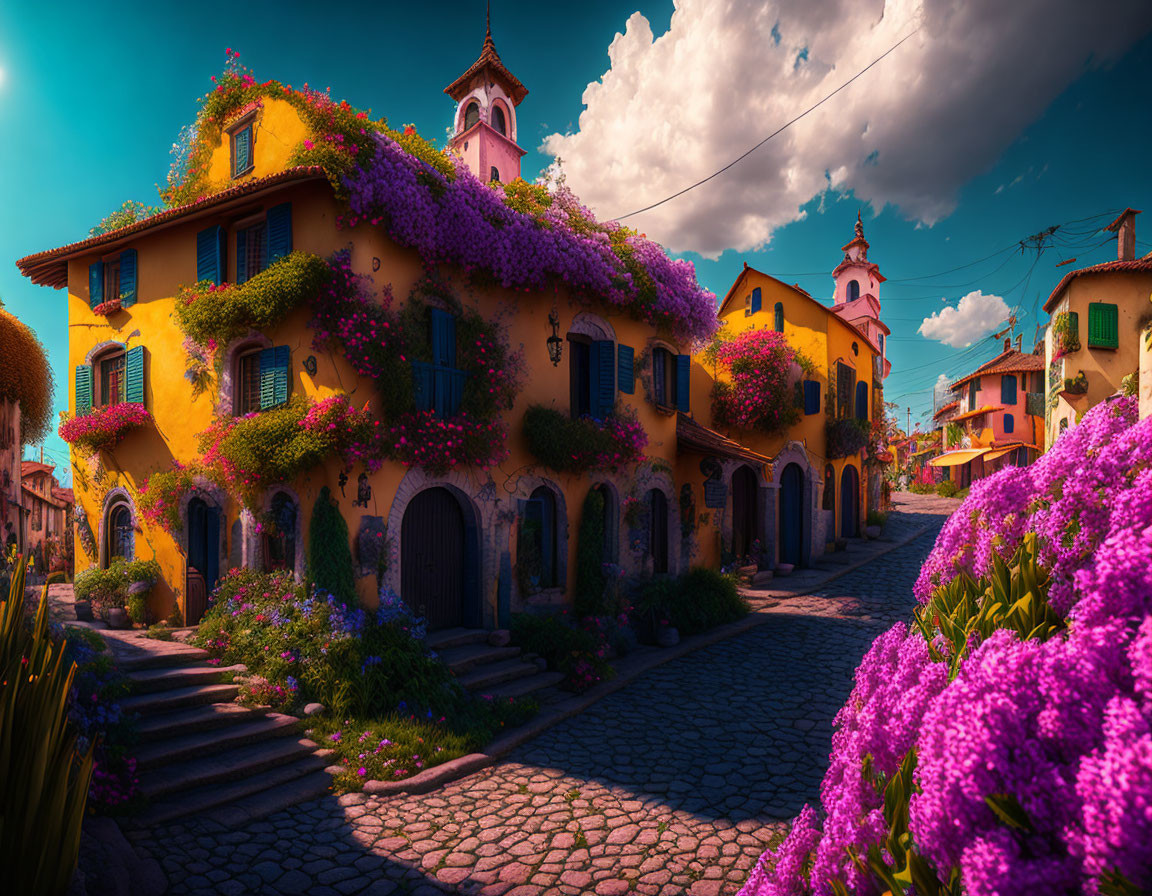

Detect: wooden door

[402,488,466,630]
[779,463,803,566]
[731,465,759,560]
[840,465,859,538]
[187,498,221,622]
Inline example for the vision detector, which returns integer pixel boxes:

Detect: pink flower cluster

[59,402,151,451]
[712,328,801,433]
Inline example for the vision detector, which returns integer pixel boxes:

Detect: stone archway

[400,485,482,630]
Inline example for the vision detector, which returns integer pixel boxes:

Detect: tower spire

[855,210,864,241]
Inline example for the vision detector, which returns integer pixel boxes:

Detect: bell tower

[831,211,891,379]
[444,5,528,183]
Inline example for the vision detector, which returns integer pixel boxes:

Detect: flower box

[1060,372,1088,397]
[58,402,151,453]
[92,298,123,316]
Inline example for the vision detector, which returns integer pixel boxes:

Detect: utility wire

[611,27,922,221]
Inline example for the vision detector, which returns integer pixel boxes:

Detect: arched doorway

[779,463,804,566]
[731,465,760,561]
[186,497,221,626]
[840,465,860,538]
[401,487,480,630]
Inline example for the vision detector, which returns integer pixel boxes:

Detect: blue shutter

[411,362,433,412]
[652,349,666,406]
[125,346,145,405]
[750,287,762,314]
[1004,413,1014,434]
[429,308,457,367]
[675,355,691,413]
[855,381,868,420]
[236,230,248,285]
[803,380,821,415]
[593,340,615,420]
[197,226,224,285]
[266,203,292,264]
[88,262,104,306]
[774,302,784,332]
[1000,375,1017,405]
[446,369,466,417]
[119,249,138,306]
[617,345,634,395]
[259,346,290,410]
[75,366,93,414]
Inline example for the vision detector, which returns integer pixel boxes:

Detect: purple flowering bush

[741,398,1152,896]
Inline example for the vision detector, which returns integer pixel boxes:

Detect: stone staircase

[427,628,565,701]
[110,637,335,828]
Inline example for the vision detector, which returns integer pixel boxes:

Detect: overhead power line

[611,26,922,222]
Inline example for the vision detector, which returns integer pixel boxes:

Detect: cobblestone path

[128,498,952,896]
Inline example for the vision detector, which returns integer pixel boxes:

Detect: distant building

[22,460,74,575]
[1043,208,1152,440]
[0,401,22,556]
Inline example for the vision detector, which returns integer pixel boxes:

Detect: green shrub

[509,612,613,692]
[75,558,160,618]
[936,480,959,498]
[574,488,607,617]
[826,417,870,459]
[0,559,93,895]
[308,486,356,605]
[634,567,749,638]
[866,511,889,528]
[909,481,934,494]
[522,405,646,474]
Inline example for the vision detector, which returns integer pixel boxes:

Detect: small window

[490,166,500,183]
[104,257,121,305]
[263,492,298,574]
[97,348,127,407]
[968,378,978,410]
[852,342,859,356]
[106,501,134,564]
[803,381,821,415]
[463,101,480,131]
[235,348,263,415]
[774,302,784,333]
[1001,375,1017,405]
[1004,413,1014,434]
[1087,302,1119,349]
[879,333,885,357]
[492,105,507,136]
[652,347,677,409]
[847,280,860,301]
[855,381,868,421]
[519,487,558,591]
[231,123,253,178]
[237,221,267,283]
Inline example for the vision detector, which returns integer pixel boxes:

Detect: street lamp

[547,309,563,367]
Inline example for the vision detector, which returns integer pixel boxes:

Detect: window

[1087,302,1119,349]
[569,338,592,418]
[463,101,480,131]
[774,302,784,332]
[749,287,762,316]
[492,105,507,136]
[88,249,137,308]
[263,492,297,574]
[98,349,126,407]
[879,333,885,357]
[855,381,868,421]
[852,342,859,356]
[822,465,835,512]
[968,377,979,410]
[490,166,500,183]
[231,123,253,178]
[803,380,821,415]
[413,308,466,419]
[1004,413,1014,434]
[836,362,855,419]
[647,488,669,574]
[1001,374,1017,405]
[104,257,121,305]
[847,280,860,301]
[569,333,616,419]
[520,486,558,591]
[31,501,42,532]
[653,347,676,408]
[106,501,133,564]
[235,348,263,415]
[236,221,267,284]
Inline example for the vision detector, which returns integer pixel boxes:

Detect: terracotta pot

[106,608,130,630]
[655,625,680,648]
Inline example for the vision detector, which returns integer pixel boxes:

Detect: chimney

[1015,334,1022,351]
[1106,208,1141,262]
[1004,337,1011,351]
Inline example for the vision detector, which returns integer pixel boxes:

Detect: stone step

[457,658,540,692]
[133,756,332,827]
[481,669,566,700]
[134,713,302,771]
[126,664,246,695]
[120,683,241,718]
[426,627,488,651]
[439,642,523,675]
[138,737,319,801]
[211,769,336,828]
[135,702,262,743]
[113,646,212,672]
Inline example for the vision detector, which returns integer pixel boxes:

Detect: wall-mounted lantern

[547,309,563,367]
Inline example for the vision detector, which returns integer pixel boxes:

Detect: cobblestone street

[128,494,955,896]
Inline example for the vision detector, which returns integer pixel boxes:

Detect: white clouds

[541,0,1152,259]
[918,290,1010,347]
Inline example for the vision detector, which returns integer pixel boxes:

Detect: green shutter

[75,365,92,414]
[266,202,292,263]
[119,249,138,306]
[233,126,251,175]
[125,346,145,405]
[617,345,634,395]
[88,262,103,306]
[259,346,290,409]
[1088,302,1119,349]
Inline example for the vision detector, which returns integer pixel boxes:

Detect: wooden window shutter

[75,365,93,414]
[652,349,666,406]
[803,380,821,415]
[1088,302,1118,349]
[266,203,293,264]
[119,249,138,306]
[855,381,868,420]
[259,346,290,410]
[89,262,104,306]
[675,355,691,413]
[235,230,248,285]
[429,308,457,367]
[774,302,784,332]
[1004,413,1014,434]
[750,287,762,314]
[411,361,433,412]
[617,345,634,395]
[125,346,145,405]
[197,226,224,285]
[233,127,251,175]
[590,341,615,420]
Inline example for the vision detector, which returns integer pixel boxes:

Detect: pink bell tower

[444,5,528,184]
[832,212,891,379]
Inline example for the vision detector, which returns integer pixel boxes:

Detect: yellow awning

[929,448,988,468]
[983,446,1017,462]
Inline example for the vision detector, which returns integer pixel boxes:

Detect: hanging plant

[711,328,804,434]
[59,403,152,454]
[523,405,648,474]
[1052,311,1081,359]
[1062,370,1089,396]
[91,298,123,317]
[826,417,871,459]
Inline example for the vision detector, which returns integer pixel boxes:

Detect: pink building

[831,213,891,380]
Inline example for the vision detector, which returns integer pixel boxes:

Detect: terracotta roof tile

[16,166,328,289]
[444,28,528,105]
[950,349,1044,391]
[1043,254,1152,313]
[676,413,772,466]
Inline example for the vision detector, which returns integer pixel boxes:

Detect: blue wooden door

[779,463,803,566]
[840,465,859,537]
[187,497,220,624]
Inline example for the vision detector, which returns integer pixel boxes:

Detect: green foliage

[1120,370,1138,397]
[175,251,331,350]
[826,417,871,459]
[935,480,960,498]
[522,405,646,474]
[88,199,160,237]
[574,488,607,617]
[944,423,963,446]
[866,511,889,528]
[633,567,749,638]
[0,307,54,444]
[914,533,1062,680]
[308,487,356,606]
[0,559,93,896]
[74,558,161,614]
[909,481,935,495]
[509,612,612,691]
[1052,311,1081,357]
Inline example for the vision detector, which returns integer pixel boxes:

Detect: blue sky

[3,1,1151,482]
